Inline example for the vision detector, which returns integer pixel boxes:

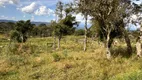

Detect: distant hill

[0,19,87,29]
[0,19,50,26]
[0,20,16,23]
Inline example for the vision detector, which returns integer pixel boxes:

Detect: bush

[10,30,27,43]
[63,49,68,58]
[52,53,61,62]
[74,29,85,36]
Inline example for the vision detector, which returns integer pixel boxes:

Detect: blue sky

[0,0,141,29]
[0,0,73,22]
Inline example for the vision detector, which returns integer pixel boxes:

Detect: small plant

[63,49,68,58]
[52,53,61,62]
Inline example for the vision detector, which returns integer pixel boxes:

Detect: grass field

[0,35,142,80]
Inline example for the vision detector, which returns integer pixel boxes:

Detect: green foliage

[10,30,20,42]
[10,30,27,43]
[10,20,33,43]
[63,49,68,58]
[31,27,40,36]
[77,0,131,41]
[52,53,61,62]
[56,1,64,19]
[53,1,78,40]
[0,22,15,34]
[75,29,85,36]
[31,25,52,37]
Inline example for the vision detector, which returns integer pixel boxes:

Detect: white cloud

[74,13,83,22]
[0,15,17,20]
[34,6,54,16]
[74,13,92,23]
[9,0,19,4]
[0,0,19,7]
[19,2,55,17]
[72,13,92,28]
[20,2,38,14]
[0,15,8,19]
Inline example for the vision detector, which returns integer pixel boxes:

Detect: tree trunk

[122,28,132,56]
[124,33,132,56]
[21,34,24,43]
[119,22,132,56]
[106,31,111,59]
[136,23,142,57]
[58,37,61,49]
[136,40,142,57]
[53,35,56,50]
[91,35,94,45]
[84,14,88,51]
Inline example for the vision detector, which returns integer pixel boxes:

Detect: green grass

[0,35,142,80]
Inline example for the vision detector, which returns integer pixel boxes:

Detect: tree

[55,1,64,49]
[89,21,100,41]
[124,1,142,57]
[56,1,64,20]
[50,21,57,50]
[39,23,46,27]
[31,26,40,37]
[11,20,33,43]
[76,0,134,59]
[0,22,15,35]
[54,1,78,49]
[75,0,90,51]
[51,16,77,49]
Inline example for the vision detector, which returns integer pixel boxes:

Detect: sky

[0,0,74,22]
[0,0,141,29]
[0,0,92,28]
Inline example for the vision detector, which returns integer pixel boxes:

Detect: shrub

[10,30,27,43]
[74,29,85,36]
[63,49,68,58]
[52,53,61,62]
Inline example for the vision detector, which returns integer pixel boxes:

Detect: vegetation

[0,0,142,80]
[0,35,142,80]
[10,20,33,43]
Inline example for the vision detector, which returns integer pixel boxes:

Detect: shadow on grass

[111,46,136,58]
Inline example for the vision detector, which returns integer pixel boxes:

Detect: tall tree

[131,2,142,57]
[11,20,33,43]
[55,1,64,49]
[56,1,64,20]
[50,21,57,50]
[75,0,90,51]
[54,1,78,49]
[76,0,134,59]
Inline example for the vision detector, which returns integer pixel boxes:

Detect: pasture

[0,35,142,80]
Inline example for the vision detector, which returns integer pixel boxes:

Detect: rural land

[0,0,142,80]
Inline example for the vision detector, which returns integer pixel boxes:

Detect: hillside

[0,19,50,26]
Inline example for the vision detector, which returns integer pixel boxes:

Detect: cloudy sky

[0,0,74,22]
[0,0,141,29]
